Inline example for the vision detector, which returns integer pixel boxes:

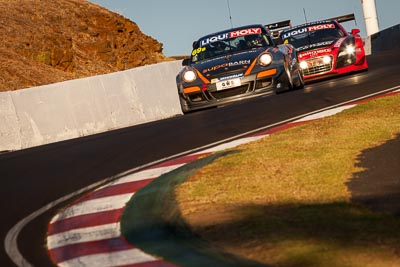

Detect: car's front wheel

[275,65,294,93]
[285,64,294,90]
[179,97,191,114]
[293,69,304,89]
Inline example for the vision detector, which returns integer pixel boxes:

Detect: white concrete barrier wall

[0,60,183,152]
[0,92,21,151]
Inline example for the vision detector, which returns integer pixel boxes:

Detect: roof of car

[286,20,338,31]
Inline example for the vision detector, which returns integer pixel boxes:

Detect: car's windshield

[191,27,272,63]
[281,23,345,48]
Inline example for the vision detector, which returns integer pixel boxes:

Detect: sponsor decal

[211,73,244,83]
[290,20,333,30]
[192,47,207,56]
[235,50,259,56]
[307,23,335,32]
[200,28,262,46]
[198,56,225,65]
[200,33,229,47]
[203,60,251,73]
[298,48,332,59]
[334,37,347,48]
[228,60,251,66]
[296,41,334,52]
[282,28,308,39]
[230,28,261,38]
[282,23,335,39]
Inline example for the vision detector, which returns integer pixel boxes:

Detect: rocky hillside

[0,0,171,92]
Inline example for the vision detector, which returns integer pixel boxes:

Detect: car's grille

[255,78,272,89]
[302,56,333,76]
[213,70,245,80]
[188,93,205,102]
[211,84,250,99]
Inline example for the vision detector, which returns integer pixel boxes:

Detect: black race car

[176,24,304,113]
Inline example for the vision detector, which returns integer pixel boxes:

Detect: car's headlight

[259,53,273,66]
[339,45,356,57]
[323,56,332,64]
[299,61,308,69]
[346,45,355,54]
[183,70,197,83]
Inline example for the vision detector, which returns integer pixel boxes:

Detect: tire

[179,97,191,114]
[275,67,293,94]
[293,69,305,89]
[285,64,294,90]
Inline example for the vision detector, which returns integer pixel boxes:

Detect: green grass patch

[176,94,400,267]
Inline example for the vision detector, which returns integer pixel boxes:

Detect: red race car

[278,14,368,81]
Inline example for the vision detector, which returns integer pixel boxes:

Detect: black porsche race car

[176,24,304,113]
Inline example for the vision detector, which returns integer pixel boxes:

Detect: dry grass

[0,48,75,91]
[176,94,400,267]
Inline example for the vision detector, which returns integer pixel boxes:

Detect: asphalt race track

[1,49,400,267]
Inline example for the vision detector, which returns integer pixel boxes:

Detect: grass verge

[176,93,400,267]
[121,152,268,267]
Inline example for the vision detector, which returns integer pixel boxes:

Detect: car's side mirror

[351,29,360,36]
[182,58,190,66]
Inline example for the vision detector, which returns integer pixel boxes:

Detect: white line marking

[58,248,157,267]
[50,193,134,223]
[294,105,356,122]
[110,164,185,186]
[47,222,121,249]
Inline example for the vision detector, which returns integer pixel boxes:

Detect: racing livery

[176,24,304,113]
[280,14,368,81]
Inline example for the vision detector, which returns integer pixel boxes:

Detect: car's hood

[191,48,263,79]
[296,37,350,60]
[296,40,336,53]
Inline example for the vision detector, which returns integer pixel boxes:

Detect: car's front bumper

[179,70,286,113]
[301,54,368,81]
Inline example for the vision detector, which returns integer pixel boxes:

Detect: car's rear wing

[265,20,292,38]
[327,13,355,23]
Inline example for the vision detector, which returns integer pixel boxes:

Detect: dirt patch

[0,0,172,92]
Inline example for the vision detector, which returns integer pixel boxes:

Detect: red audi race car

[279,14,368,81]
[176,24,304,113]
